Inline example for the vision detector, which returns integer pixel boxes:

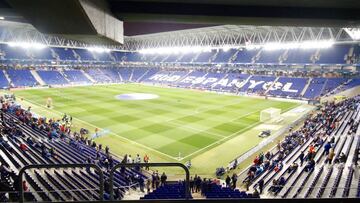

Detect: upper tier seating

[0,44,358,65]
[52,47,76,61]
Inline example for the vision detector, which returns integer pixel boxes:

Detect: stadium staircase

[128,69,135,82]
[50,48,60,61]
[58,70,71,83]
[264,76,280,95]
[135,69,150,83]
[81,69,96,83]
[210,51,219,63]
[301,78,313,97]
[229,50,239,63]
[30,70,46,85]
[2,69,12,87]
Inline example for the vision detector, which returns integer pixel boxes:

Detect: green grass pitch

[12,84,298,174]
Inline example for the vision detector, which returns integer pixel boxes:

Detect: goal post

[260,108,281,122]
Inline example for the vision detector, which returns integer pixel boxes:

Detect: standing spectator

[299,151,305,166]
[155,172,160,189]
[146,179,151,193]
[135,154,141,163]
[143,154,149,170]
[160,172,167,186]
[151,172,156,189]
[231,173,237,189]
[326,148,335,164]
[105,145,110,155]
[258,179,264,194]
[225,175,231,188]
[189,177,194,193]
[324,142,331,155]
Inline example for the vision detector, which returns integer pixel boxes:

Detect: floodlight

[87,47,111,53]
[7,41,47,49]
[222,46,231,52]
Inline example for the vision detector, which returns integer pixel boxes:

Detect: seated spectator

[287,162,298,173]
[19,143,28,152]
[335,152,347,164]
[304,159,315,172]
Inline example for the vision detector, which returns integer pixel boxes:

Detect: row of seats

[0,43,359,64]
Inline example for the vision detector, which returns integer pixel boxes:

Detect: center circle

[115,93,159,101]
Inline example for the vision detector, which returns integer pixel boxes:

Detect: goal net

[260,108,281,122]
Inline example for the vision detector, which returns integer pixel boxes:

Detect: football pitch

[11,84,299,174]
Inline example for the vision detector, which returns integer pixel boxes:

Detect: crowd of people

[242,96,359,195]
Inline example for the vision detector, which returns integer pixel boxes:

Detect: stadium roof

[0,0,359,47]
[0,20,359,51]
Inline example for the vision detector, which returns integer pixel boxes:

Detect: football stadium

[0,0,359,202]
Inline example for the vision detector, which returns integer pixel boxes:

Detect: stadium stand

[6,69,38,87]
[0,103,148,201]
[240,96,360,198]
[37,70,69,85]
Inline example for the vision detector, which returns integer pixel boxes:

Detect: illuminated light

[262,40,334,51]
[344,28,360,40]
[299,40,334,49]
[138,41,334,55]
[245,44,262,50]
[0,16,4,20]
[87,47,111,53]
[7,42,46,49]
[222,46,231,52]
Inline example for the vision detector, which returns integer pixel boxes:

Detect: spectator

[324,142,331,155]
[22,180,29,192]
[185,160,192,169]
[225,175,231,188]
[287,162,298,173]
[189,177,194,193]
[143,154,149,170]
[299,151,305,166]
[19,143,28,152]
[160,172,167,186]
[326,148,335,164]
[258,179,264,194]
[304,159,315,172]
[231,173,237,189]
[146,179,151,193]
